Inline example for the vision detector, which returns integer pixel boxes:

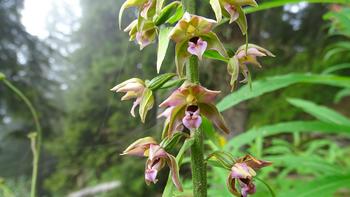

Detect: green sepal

[139,88,154,123]
[147,73,176,90]
[165,3,184,24]
[209,0,222,22]
[227,56,240,91]
[235,6,247,35]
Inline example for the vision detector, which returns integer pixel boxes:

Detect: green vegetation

[0,0,349,196]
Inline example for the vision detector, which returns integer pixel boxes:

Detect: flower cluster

[112,0,274,196]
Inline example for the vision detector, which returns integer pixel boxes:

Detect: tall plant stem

[3,79,42,197]
[187,56,207,197]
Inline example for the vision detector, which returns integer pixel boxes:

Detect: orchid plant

[112,0,274,196]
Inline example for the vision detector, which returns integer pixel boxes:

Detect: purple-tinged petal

[224,3,239,23]
[145,168,158,184]
[121,137,157,156]
[130,97,142,117]
[166,153,183,191]
[187,38,207,60]
[136,31,151,50]
[110,78,144,92]
[116,82,144,93]
[148,144,167,161]
[191,85,220,103]
[182,106,202,130]
[140,0,153,19]
[231,163,255,179]
[159,89,187,108]
[239,179,256,197]
[157,107,174,119]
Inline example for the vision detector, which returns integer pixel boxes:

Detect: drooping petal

[187,38,207,60]
[121,137,157,156]
[226,173,241,196]
[198,103,230,134]
[224,3,239,23]
[166,153,183,191]
[130,96,142,117]
[121,91,138,101]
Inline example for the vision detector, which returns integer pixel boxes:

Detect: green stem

[3,79,42,197]
[187,56,206,197]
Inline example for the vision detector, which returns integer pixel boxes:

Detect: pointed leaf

[287,98,350,126]
[148,73,176,90]
[157,27,173,73]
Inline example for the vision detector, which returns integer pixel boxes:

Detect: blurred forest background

[1,0,350,196]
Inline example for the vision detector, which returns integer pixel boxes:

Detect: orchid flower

[119,0,164,29]
[111,78,154,122]
[210,0,258,34]
[227,44,274,89]
[122,137,183,191]
[159,82,229,137]
[124,19,157,50]
[227,155,271,197]
[169,12,227,76]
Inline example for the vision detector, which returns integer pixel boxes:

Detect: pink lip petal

[187,39,207,60]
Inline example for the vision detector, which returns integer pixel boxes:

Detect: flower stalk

[2,79,42,197]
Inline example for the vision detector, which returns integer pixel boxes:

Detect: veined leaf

[265,155,343,175]
[217,73,350,112]
[287,98,350,126]
[322,63,350,74]
[280,173,350,197]
[225,121,350,151]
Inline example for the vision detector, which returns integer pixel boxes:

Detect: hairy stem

[3,79,42,197]
[187,51,207,197]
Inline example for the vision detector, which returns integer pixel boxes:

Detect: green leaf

[322,63,350,74]
[209,0,222,22]
[201,117,222,149]
[154,1,181,26]
[244,0,350,14]
[162,138,194,197]
[287,98,350,126]
[334,88,350,103]
[217,73,350,112]
[166,3,184,24]
[160,78,186,89]
[203,50,229,62]
[265,155,343,175]
[225,121,350,151]
[147,73,176,90]
[156,27,173,73]
[280,173,350,197]
[0,72,5,80]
